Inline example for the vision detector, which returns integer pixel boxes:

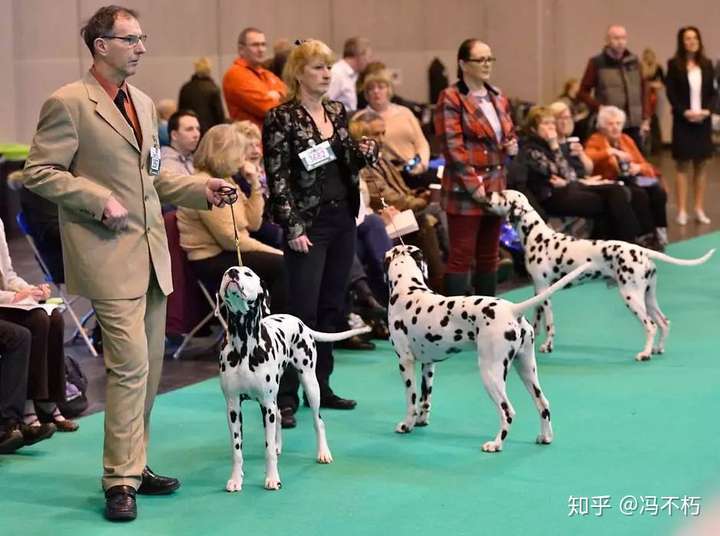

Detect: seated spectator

[0,219,78,437]
[176,124,287,312]
[156,99,177,147]
[350,111,445,291]
[519,106,641,243]
[178,57,226,135]
[232,120,283,250]
[557,78,591,140]
[160,110,202,213]
[357,69,431,187]
[585,105,669,247]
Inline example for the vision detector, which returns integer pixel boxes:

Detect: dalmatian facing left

[217,266,370,492]
[385,245,592,452]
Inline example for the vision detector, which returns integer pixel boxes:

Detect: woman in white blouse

[665,26,717,225]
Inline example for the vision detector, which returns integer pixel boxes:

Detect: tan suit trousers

[92,273,166,490]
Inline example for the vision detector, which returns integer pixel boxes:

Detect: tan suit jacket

[24,72,208,299]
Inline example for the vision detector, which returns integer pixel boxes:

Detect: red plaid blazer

[434,81,516,215]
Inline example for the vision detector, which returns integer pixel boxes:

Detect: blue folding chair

[15,212,98,357]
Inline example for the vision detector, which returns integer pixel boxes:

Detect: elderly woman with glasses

[585,105,668,248]
[434,38,517,297]
[519,105,641,243]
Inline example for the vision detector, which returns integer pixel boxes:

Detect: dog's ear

[409,247,425,266]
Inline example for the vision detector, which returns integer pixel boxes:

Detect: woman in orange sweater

[585,105,668,248]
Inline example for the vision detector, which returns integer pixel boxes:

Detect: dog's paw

[317,449,333,464]
[635,352,652,362]
[539,341,553,353]
[481,440,503,453]
[414,418,429,427]
[652,345,664,355]
[395,421,414,434]
[536,433,553,445]
[226,479,243,492]
[264,478,282,490]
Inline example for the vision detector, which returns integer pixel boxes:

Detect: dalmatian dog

[384,245,592,452]
[217,266,370,492]
[487,190,715,361]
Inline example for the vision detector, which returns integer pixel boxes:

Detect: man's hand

[611,148,632,162]
[102,196,129,231]
[288,235,313,254]
[205,178,235,207]
[549,175,568,188]
[629,163,642,175]
[641,119,651,133]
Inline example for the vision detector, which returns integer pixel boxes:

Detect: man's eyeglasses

[103,34,148,46]
[465,56,496,65]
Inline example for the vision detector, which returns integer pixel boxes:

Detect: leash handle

[217,185,243,267]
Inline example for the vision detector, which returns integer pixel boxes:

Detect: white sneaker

[695,210,711,224]
[676,211,687,225]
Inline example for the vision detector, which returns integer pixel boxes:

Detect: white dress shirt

[327,59,358,112]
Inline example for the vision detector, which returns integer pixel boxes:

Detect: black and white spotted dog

[488,190,715,361]
[384,245,592,452]
[217,266,370,492]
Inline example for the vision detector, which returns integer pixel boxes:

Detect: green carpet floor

[2,233,719,536]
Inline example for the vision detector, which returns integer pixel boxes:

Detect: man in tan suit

[23,6,230,522]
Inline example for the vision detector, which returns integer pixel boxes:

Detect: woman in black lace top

[262,39,376,426]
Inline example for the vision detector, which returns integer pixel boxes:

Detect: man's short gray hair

[596,105,626,130]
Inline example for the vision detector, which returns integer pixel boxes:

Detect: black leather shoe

[280,407,296,429]
[321,394,357,410]
[371,319,390,340]
[105,485,136,521]
[335,335,376,351]
[137,466,180,495]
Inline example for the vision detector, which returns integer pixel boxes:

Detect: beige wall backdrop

[1,0,719,143]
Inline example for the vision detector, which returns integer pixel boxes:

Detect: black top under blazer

[664,58,717,160]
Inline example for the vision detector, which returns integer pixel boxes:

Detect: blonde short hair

[361,68,394,97]
[349,110,383,140]
[548,100,570,117]
[282,39,336,102]
[234,120,261,141]
[194,56,212,77]
[193,124,246,178]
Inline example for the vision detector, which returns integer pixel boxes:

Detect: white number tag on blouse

[298,140,337,171]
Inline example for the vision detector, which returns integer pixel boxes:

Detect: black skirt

[671,115,713,161]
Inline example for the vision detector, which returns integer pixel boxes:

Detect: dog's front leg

[415,363,435,426]
[225,394,244,492]
[260,401,281,490]
[395,352,418,433]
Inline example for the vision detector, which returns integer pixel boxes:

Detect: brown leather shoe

[54,419,79,432]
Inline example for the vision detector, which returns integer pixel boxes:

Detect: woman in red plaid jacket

[434,38,518,297]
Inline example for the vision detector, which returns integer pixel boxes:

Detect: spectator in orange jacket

[223,27,287,128]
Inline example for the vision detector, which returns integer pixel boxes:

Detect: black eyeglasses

[465,56,496,64]
[102,34,148,46]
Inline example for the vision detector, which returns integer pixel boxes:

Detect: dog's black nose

[227,268,239,280]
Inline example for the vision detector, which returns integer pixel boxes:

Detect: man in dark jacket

[579,25,650,150]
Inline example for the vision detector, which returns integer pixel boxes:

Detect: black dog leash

[217,185,243,267]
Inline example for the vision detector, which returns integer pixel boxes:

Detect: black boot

[444,272,470,296]
[473,271,497,297]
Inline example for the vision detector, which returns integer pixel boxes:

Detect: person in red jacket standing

[223,27,287,128]
[434,38,517,297]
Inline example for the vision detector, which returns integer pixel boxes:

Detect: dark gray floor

[5,150,719,416]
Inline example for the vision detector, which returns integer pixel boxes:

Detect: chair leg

[58,288,98,358]
[172,311,215,360]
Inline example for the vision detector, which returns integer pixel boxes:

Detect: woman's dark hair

[456,38,481,82]
[672,26,708,70]
[80,5,139,56]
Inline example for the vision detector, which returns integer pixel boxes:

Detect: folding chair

[15,212,98,357]
[164,211,223,360]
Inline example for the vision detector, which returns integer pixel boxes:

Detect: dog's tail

[509,262,594,316]
[309,325,373,343]
[646,248,715,267]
